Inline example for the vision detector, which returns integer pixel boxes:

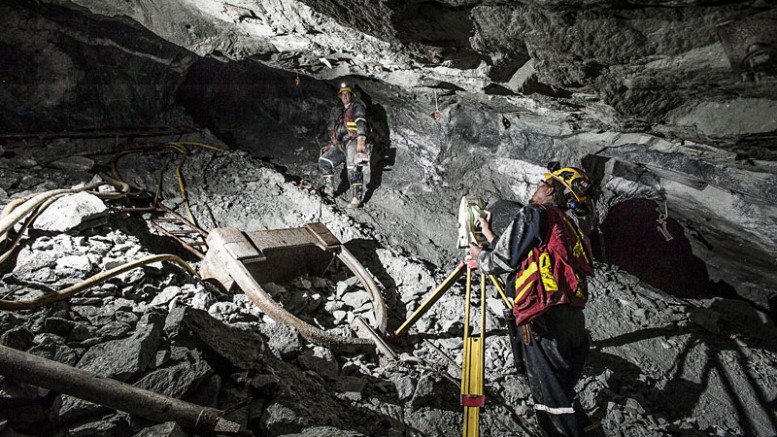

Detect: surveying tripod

[394,258,513,437]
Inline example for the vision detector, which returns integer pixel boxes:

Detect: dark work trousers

[521,304,591,437]
[318,138,362,185]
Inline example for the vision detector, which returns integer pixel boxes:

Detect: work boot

[322,175,334,197]
[347,183,363,208]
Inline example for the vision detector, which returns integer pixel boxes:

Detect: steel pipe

[0,344,243,435]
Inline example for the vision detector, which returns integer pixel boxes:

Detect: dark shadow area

[0,0,189,133]
[437,81,467,92]
[489,57,532,83]
[361,96,394,204]
[107,208,198,263]
[175,58,334,163]
[388,2,481,69]
[589,317,777,435]
[521,76,574,99]
[593,199,738,300]
[732,133,777,161]
[484,84,517,96]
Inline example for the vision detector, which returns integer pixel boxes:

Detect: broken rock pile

[0,211,480,436]
[2,141,777,436]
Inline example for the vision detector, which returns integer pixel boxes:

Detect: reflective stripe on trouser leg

[534,404,575,415]
[319,147,346,175]
[521,306,588,437]
[523,338,580,436]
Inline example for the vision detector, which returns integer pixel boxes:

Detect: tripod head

[456,196,488,249]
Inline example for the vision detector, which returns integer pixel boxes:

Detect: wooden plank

[306,222,341,250]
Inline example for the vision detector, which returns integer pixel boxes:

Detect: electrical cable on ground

[0,194,64,265]
[0,177,206,312]
[110,150,147,197]
[0,178,129,241]
[0,180,126,264]
[106,141,227,226]
[155,155,173,206]
[0,254,199,311]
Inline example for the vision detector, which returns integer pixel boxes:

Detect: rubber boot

[347,183,363,208]
[322,175,334,197]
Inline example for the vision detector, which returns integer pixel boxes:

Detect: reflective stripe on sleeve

[493,254,513,272]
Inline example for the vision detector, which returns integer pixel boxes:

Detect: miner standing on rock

[469,163,603,437]
[318,82,369,208]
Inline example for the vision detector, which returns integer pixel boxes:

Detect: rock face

[1,1,777,436]
[31,192,108,233]
[1,0,775,311]
[0,1,196,131]
[6,1,776,147]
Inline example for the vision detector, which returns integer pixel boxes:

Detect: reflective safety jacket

[331,100,368,146]
[512,205,594,325]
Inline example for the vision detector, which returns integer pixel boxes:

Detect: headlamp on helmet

[544,161,593,214]
[337,82,353,97]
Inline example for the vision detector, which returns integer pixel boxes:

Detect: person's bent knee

[319,157,335,175]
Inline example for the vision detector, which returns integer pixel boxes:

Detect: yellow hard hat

[545,164,592,204]
[337,82,353,97]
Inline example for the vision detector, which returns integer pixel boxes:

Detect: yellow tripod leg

[461,269,486,437]
[394,262,467,337]
[488,274,512,309]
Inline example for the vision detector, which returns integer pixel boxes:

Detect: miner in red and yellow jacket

[318,83,369,208]
[469,164,601,437]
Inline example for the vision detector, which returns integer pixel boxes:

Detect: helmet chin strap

[565,191,590,216]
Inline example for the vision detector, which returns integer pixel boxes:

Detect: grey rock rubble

[0,136,776,436]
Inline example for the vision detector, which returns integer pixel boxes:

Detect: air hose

[0,178,129,243]
[107,141,227,226]
[0,141,227,310]
[0,254,199,311]
[0,194,63,265]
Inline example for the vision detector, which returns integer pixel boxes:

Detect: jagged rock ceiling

[1,1,777,309]
[21,0,777,149]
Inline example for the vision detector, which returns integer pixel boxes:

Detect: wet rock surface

[1,139,776,436]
